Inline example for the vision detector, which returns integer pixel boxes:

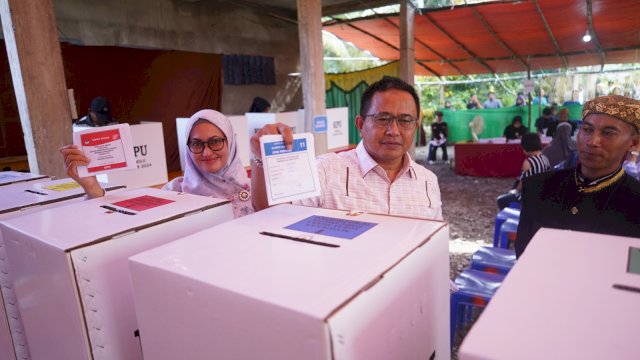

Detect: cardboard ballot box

[0,171,51,188]
[129,204,451,360]
[0,178,124,360]
[0,188,233,360]
[459,228,640,360]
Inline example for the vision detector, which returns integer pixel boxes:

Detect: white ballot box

[129,204,451,360]
[0,188,233,360]
[459,228,640,360]
[96,122,168,189]
[0,178,124,360]
[0,171,51,188]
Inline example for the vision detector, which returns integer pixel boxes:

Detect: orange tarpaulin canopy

[323,0,640,76]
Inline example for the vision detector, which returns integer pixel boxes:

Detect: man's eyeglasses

[364,112,418,130]
[187,137,226,154]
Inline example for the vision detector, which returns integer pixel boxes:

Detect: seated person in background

[516,95,640,258]
[496,133,550,210]
[249,97,271,113]
[428,111,448,164]
[623,143,640,180]
[466,94,483,109]
[444,100,455,111]
[534,107,556,136]
[60,109,254,218]
[513,92,526,107]
[556,108,578,135]
[483,91,503,109]
[73,96,118,128]
[250,76,443,220]
[503,115,528,141]
[542,122,577,168]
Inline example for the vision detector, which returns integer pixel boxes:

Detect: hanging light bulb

[582,31,592,42]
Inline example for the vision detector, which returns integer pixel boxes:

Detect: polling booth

[0,171,50,188]
[326,107,350,151]
[95,122,168,189]
[0,178,125,360]
[178,108,350,171]
[0,188,233,360]
[459,228,640,360]
[128,204,451,360]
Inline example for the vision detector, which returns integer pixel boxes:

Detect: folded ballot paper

[73,123,137,178]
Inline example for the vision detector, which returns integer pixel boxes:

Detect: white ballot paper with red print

[260,133,321,205]
[73,124,136,178]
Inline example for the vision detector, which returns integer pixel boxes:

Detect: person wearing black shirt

[516,95,640,258]
[503,115,529,141]
[428,111,448,164]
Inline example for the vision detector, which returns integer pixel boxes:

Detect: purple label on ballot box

[285,215,377,240]
[264,138,308,156]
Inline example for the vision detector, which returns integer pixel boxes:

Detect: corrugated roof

[323,0,640,76]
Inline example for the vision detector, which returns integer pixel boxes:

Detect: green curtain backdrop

[442,104,583,143]
[326,81,368,145]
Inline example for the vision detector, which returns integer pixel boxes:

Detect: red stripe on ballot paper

[80,129,121,146]
[87,161,127,172]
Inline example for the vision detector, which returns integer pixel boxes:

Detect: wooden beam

[0,0,72,178]
[322,0,398,17]
[532,0,569,69]
[586,0,606,71]
[333,20,441,77]
[469,6,529,71]
[423,12,496,74]
[297,0,327,155]
[380,18,469,78]
[414,45,640,64]
[399,0,416,85]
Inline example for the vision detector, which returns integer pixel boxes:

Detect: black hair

[520,133,542,152]
[360,76,420,117]
[512,115,522,125]
[543,107,552,116]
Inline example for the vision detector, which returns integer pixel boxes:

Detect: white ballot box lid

[0,187,230,251]
[459,228,640,360]
[0,171,50,187]
[0,178,124,215]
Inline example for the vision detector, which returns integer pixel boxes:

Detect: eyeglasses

[364,112,418,130]
[187,137,226,154]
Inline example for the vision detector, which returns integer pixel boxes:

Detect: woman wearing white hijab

[60,109,253,218]
[164,109,253,217]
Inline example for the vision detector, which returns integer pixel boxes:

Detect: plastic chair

[498,218,519,249]
[493,207,520,247]
[450,269,506,347]
[470,246,516,275]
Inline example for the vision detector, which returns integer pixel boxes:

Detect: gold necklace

[574,167,625,193]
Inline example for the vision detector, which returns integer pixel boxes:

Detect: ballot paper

[260,133,321,205]
[73,124,136,178]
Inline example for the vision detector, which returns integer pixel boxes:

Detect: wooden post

[297,0,327,155]
[400,0,415,85]
[400,0,417,157]
[0,0,72,178]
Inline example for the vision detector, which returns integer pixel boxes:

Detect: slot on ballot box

[0,171,51,189]
[0,188,233,360]
[0,178,125,360]
[128,204,451,360]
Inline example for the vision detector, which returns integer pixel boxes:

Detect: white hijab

[166,109,253,217]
